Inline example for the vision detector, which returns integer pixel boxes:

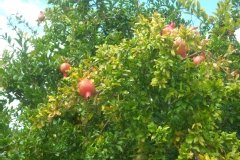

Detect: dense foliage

[0,0,240,159]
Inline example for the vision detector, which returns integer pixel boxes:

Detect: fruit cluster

[162,22,206,64]
[60,62,95,99]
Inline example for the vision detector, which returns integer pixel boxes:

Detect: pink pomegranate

[173,37,188,58]
[78,79,96,98]
[193,53,206,65]
[38,11,45,22]
[162,22,176,36]
[60,63,71,77]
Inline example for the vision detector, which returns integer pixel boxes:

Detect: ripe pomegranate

[37,11,45,22]
[193,53,205,65]
[173,37,188,58]
[78,79,96,98]
[189,26,199,35]
[162,22,175,36]
[60,63,71,77]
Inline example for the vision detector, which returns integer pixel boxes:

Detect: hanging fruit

[78,79,96,98]
[193,53,206,65]
[60,63,71,77]
[37,11,45,23]
[162,22,176,36]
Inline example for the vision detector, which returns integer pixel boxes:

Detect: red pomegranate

[38,11,45,22]
[193,53,205,65]
[173,37,188,58]
[60,63,71,77]
[162,22,176,36]
[78,79,96,98]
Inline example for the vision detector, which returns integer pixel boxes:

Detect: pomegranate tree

[78,79,96,98]
[60,63,71,77]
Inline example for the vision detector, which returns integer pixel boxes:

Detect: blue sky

[182,0,219,26]
[0,0,47,52]
[200,0,219,15]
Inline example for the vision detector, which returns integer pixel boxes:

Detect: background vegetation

[0,0,240,159]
